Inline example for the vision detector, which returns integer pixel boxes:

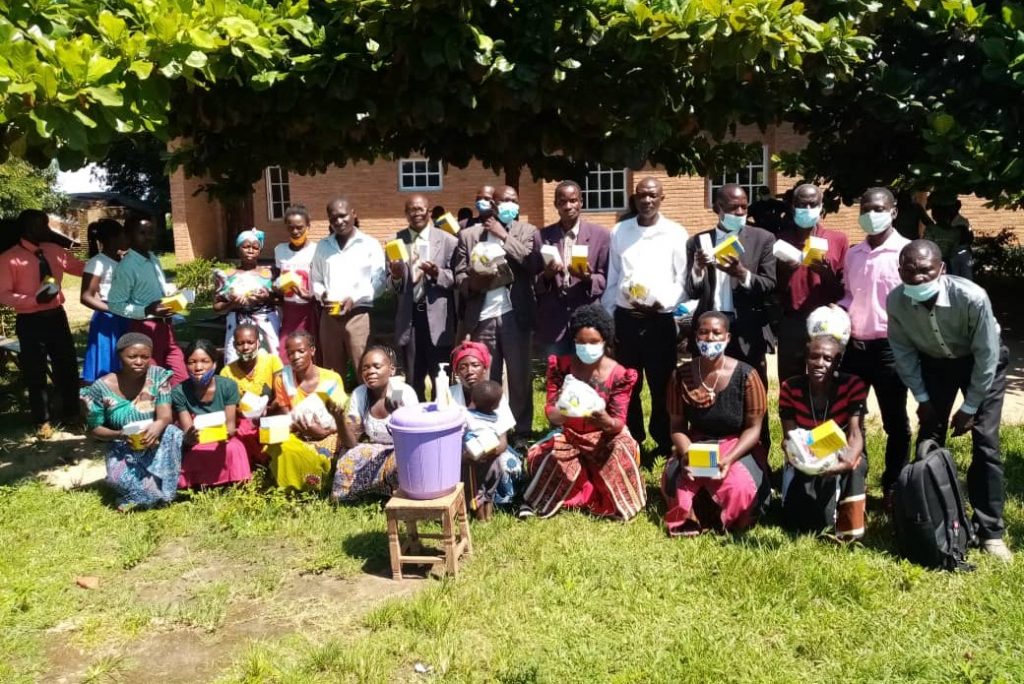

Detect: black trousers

[841,338,911,491]
[776,312,810,385]
[402,304,451,402]
[614,308,676,455]
[918,344,1009,540]
[15,307,80,424]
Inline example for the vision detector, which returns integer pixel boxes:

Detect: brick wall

[173,127,1024,261]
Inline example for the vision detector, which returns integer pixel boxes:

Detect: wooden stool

[384,485,472,580]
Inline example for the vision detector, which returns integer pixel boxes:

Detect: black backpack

[893,440,976,571]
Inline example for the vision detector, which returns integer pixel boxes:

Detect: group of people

[0,178,1010,560]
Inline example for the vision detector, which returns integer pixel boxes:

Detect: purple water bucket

[389,402,465,499]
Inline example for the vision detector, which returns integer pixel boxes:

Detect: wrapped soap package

[291,394,337,431]
[570,245,589,270]
[802,236,829,265]
[385,239,409,262]
[259,414,292,445]
[555,374,607,418]
[36,276,59,297]
[160,292,189,313]
[687,442,722,479]
[806,306,851,346]
[773,240,803,265]
[239,391,269,419]
[434,212,460,236]
[465,429,501,461]
[388,376,408,405]
[786,427,838,475]
[713,234,746,265]
[469,242,507,274]
[622,279,655,307]
[122,419,154,451]
[276,271,303,294]
[807,419,848,458]
[194,411,228,444]
[540,244,562,266]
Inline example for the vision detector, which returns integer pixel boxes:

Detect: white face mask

[720,213,746,233]
[793,206,822,229]
[858,209,893,235]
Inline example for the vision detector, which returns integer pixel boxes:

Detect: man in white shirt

[310,197,386,389]
[602,177,688,457]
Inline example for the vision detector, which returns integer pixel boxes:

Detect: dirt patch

[43,540,425,683]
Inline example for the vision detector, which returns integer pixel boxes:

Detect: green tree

[95,133,171,212]
[776,0,1024,208]
[0,158,64,218]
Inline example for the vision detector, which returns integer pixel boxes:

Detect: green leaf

[86,54,120,83]
[85,85,124,107]
[128,60,153,79]
[97,11,127,41]
[73,109,98,128]
[185,51,209,69]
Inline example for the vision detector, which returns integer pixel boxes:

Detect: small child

[462,380,522,518]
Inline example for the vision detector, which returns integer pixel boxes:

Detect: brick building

[170,125,1024,261]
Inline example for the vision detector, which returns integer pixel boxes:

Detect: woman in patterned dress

[521,304,646,521]
[214,229,281,363]
[83,333,183,511]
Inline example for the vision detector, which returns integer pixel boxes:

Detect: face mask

[194,367,216,389]
[575,342,604,365]
[475,198,492,214]
[793,206,822,229]
[238,349,259,363]
[858,210,892,235]
[697,340,727,359]
[497,201,519,224]
[289,235,307,248]
[720,213,746,233]
[903,276,943,302]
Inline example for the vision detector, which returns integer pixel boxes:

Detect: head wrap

[116,332,153,352]
[451,341,491,371]
[235,228,266,248]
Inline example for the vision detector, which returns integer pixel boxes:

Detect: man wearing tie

[534,180,610,356]
[388,194,458,400]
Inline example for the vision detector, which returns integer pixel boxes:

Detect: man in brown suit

[452,185,539,438]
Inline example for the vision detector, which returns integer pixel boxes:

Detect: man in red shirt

[774,184,848,383]
[0,209,85,432]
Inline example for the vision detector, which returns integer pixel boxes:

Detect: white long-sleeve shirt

[602,215,688,314]
[310,230,386,306]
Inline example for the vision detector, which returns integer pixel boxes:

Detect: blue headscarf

[235,229,265,248]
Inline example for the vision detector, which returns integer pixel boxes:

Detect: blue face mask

[858,209,892,235]
[193,367,216,389]
[720,213,746,233]
[793,206,822,229]
[575,342,604,365]
[497,201,519,224]
[903,276,943,302]
[697,340,727,359]
[476,198,492,214]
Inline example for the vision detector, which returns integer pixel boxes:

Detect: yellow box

[570,245,589,270]
[327,301,342,316]
[122,419,153,451]
[688,442,720,469]
[808,419,847,458]
[194,411,227,445]
[626,281,649,302]
[802,236,829,265]
[160,293,188,313]
[259,415,292,444]
[434,212,460,236]
[713,235,746,265]
[276,271,303,294]
[385,239,409,262]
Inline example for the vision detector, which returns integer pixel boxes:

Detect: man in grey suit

[685,183,777,382]
[388,194,458,400]
[452,184,539,439]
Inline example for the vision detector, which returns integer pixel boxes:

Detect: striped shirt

[778,373,868,430]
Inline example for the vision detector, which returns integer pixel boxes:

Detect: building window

[581,165,628,212]
[265,166,291,220]
[398,158,443,191]
[708,145,769,205]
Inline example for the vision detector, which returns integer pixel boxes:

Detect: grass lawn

[2,370,1024,682]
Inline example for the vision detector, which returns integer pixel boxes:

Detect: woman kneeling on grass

[83,333,183,511]
[331,345,419,502]
[266,330,347,493]
[219,323,283,465]
[780,334,869,542]
[661,311,770,536]
[172,339,253,489]
[521,304,646,521]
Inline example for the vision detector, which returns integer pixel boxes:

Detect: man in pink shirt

[838,188,912,499]
[0,209,85,431]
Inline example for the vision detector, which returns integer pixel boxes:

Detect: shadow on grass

[341,530,394,576]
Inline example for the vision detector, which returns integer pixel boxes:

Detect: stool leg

[442,508,457,575]
[458,491,473,556]
[386,514,403,581]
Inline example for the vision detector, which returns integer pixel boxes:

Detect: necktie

[408,232,425,303]
[35,248,53,282]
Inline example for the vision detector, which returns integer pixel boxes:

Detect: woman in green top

[82,332,183,511]
[171,339,253,488]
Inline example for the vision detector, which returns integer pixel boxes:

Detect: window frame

[265,166,291,221]
[580,165,629,213]
[397,158,444,192]
[706,145,770,208]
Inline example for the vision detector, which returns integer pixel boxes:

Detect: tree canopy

[0,157,64,218]
[1,0,1023,207]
